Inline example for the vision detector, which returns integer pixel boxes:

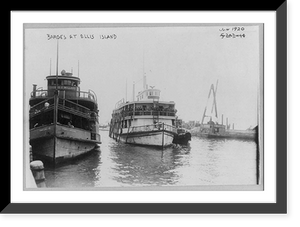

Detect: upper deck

[30,70,98,111]
[136,88,160,102]
[112,81,177,119]
[112,98,176,119]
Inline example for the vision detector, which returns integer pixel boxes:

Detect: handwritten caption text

[47,34,117,40]
[219,27,246,39]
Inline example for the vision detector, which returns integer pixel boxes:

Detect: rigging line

[211,80,219,118]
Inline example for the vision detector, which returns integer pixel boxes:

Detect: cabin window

[62,80,72,86]
[48,79,56,86]
[48,79,78,87]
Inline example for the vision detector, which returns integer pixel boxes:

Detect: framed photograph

[6,3,286,213]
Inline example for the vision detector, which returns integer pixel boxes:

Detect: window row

[48,79,79,87]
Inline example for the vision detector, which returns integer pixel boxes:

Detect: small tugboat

[172,128,191,146]
[109,76,177,148]
[29,68,101,165]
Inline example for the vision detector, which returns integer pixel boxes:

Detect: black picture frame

[5,2,287,214]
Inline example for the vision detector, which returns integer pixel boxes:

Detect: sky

[25,24,261,129]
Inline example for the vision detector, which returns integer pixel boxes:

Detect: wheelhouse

[30,70,97,111]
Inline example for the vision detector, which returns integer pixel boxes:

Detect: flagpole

[49,58,52,75]
[56,39,59,90]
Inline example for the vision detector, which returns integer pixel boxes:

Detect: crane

[201,80,218,125]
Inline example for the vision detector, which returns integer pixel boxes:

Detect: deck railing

[31,89,97,103]
[29,97,54,117]
[129,123,177,134]
[30,97,97,120]
[113,110,176,118]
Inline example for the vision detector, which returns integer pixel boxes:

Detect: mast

[55,40,59,90]
[49,58,52,75]
[143,50,146,90]
[53,39,59,163]
[125,78,127,102]
[78,60,80,78]
[143,75,147,90]
[132,82,135,101]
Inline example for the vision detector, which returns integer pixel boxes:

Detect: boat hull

[172,132,192,145]
[113,130,175,147]
[30,124,100,165]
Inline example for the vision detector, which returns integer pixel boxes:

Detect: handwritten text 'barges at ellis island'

[47,34,117,40]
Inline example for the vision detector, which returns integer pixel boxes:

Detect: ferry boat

[109,77,177,147]
[29,69,101,165]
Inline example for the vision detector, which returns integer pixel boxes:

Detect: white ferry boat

[109,77,177,148]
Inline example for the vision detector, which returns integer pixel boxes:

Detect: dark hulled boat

[172,128,191,146]
[29,70,101,165]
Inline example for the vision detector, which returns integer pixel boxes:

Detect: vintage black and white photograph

[24,23,263,189]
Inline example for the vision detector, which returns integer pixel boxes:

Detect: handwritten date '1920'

[219,27,246,39]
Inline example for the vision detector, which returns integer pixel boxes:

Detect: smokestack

[32,84,37,97]
[222,114,223,125]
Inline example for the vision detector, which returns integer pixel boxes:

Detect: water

[44,131,258,188]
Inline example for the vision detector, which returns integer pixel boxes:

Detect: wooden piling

[30,160,46,188]
[29,145,33,162]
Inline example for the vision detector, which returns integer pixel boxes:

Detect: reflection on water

[44,131,257,188]
[45,151,101,188]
